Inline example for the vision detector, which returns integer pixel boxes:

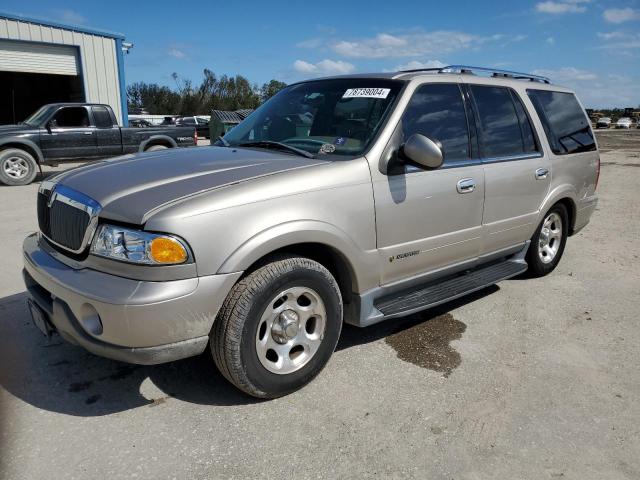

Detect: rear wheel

[211,255,343,398]
[526,203,568,277]
[145,144,168,152]
[0,148,38,186]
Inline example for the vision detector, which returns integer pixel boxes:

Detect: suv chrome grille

[36,190,52,238]
[37,183,102,254]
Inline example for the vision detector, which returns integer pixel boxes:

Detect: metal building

[209,109,254,138]
[0,12,129,125]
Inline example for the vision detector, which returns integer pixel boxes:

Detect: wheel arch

[0,139,44,164]
[538,185,578,235]
[217,221,373,303]
[139,135,177,152]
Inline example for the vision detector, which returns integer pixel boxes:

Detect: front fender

[0,137,44,163]
[217,220,377,293]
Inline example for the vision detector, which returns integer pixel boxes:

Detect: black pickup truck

[0,103,197,186]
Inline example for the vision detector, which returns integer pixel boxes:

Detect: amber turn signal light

[150,237,188,264]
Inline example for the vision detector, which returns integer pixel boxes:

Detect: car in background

[0,103,197,186]
[129,118,153,128]
[596,117,611,129]
[176,116,210,139]
[615,117,632,129]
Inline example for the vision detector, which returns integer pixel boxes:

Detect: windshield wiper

[238,140,315,159]
[217,136,230,147]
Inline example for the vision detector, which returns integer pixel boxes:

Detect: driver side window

[401,84,470,164]
[52,107,90,128]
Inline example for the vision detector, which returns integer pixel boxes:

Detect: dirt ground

[0,130,639,479]
[593,127,640,152]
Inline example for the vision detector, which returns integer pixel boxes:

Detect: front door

[39,106,98,160]
[464,83,551,254]
[372,83,485,285]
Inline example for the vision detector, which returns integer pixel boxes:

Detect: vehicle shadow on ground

[0,286,498,417]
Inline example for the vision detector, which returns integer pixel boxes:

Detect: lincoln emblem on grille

[38,181,102,254]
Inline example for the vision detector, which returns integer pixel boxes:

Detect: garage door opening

[0,71,85,125]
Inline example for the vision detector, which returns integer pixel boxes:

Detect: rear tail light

[595,155,601,190]
[194,129,198,145]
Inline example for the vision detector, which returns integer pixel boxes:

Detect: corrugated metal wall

[0,17,123,124]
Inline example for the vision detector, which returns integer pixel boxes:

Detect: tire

[0,148,38,186]
[145,144,168,152]
[526,203,569,277]
[211,255,343,398]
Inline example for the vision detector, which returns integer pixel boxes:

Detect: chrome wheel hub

[256,286,326,375]
[538,212,562,264]
[271,309,300,344]
[3,157,29,179]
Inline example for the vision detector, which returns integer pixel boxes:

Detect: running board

[373,259,527,319]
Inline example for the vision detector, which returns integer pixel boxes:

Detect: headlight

[90,225,191,265]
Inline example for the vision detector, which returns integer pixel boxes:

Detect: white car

[615,117,632,129]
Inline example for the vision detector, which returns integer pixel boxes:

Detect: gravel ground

[0,130,639,479]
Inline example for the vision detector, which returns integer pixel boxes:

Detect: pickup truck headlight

[90,225,191,265]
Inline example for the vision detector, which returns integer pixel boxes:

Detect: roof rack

[397,65,551,84]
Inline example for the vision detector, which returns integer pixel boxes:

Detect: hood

[55,146,328,224]
[0,124,36,135]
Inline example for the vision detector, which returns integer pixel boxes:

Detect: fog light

[80,303,103,336]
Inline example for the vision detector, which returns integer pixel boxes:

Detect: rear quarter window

[527,90,595,155]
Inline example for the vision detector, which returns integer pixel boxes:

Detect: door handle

[535,167,549,179]
[83,132,94,135]
[456,178,476,194]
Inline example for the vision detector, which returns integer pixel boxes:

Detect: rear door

[39,106,98,160]
[526,88,598,217]
[465,83,551,255]
[91,105,122,157]
[372,82,485,284]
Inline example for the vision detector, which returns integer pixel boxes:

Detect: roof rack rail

[398,65,551,84]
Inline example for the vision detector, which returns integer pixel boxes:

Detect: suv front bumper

[22,233,241,365]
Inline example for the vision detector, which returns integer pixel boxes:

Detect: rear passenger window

[527,90,595,155]
[470,85,528,158]
[401,84,470,163]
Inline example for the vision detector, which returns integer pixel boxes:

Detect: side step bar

[373,259,527,319]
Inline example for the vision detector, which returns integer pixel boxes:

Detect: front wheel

[0,148,38,186]
[211,255,343,398]
[526,203,569,277]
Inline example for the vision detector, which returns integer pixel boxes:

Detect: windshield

[23,105,56,126]
[220,78,404,157]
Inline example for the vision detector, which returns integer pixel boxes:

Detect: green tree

[127,70,286,115]
[260,80,287,102]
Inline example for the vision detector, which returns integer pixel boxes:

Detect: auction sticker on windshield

[342,88,390,99]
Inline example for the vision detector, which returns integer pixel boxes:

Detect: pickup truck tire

[145,144,168,152]
[526,203,568,277]
[0,148,38,186]
[211,255,343,398]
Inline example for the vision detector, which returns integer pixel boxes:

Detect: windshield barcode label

[342,88,390,99]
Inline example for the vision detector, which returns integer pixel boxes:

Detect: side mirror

[46,119,57,132]
[401,134,443,169]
